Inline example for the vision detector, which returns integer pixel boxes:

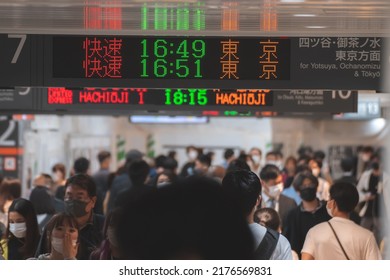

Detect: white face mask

[267,183,283,198]
[51,237,77,254]
[188,150,198,160]
[251,155,261,164]
[9,222,27,238]
[312,168,320,177]
[326,206,333,217]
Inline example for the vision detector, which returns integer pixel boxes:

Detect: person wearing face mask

[32,213,79,260]
[248,147,263,175]
[301,182,381,260]
[2,198,40,259]
[308,159,330,201]
[282,171,331,259]
[179,145,199,178]
[259,164,297,228]
[34,174,104,260]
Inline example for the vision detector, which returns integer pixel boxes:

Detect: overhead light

[281,0,305,3]
[294,14,316,17]
[306,26,327,29]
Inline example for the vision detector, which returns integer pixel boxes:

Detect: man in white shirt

[222,169,292,260]
[301,182,382,260]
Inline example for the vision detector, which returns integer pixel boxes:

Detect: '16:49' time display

[140,39,205,78]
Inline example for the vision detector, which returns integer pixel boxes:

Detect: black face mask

[64,199,88,217]
[300,186,317,202]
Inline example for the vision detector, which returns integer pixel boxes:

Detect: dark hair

[292,171,319,192]
[185,145,197,154]
[362,146,374,154]
[65,174,97,197]
[224,149,234,160]
[162,157,178,171]
[97,151,111,164]
[0,178,21,200]
[222,170,262,216]
[284,156,297,168]
[7,198,40,259]
[313,150,326,160]
[155,155,167,168]
[329,182,359,213]
[254,208,281,232]
[52,163,66,178]
[197,154,211,167]
[29,186,55,215]
[45,213,79,253]
[167,150,176,159]
[128,160,150,186]
[117,176,253,259]
[40,173,54,188]
[340,157,354,172]
[259,164,280,181]
[226,159,250,173]
[73,157,90,174]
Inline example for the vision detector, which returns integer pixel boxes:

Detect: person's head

[7,198,40,258]
[284,156,297,173]
[254,207,281,232]
[194,154,211,176]
[73,157,90,174]
[45,213,79,256]
[259,164,283,199]
[361,146,374,162]
[64,174,97,219]
[29,186,55,215]
[224,149,235,161]
[0,178,21,211]
[167,150,177,160]
[265,151,277,163]
[33,173,53,189]
[154,155,167,172]
[128,160,150,186]
[186,145,198,161]
[156,170,177,188]
[97,151,111,169]
[308,159,322,178]
[249,147,262,165]
[340,157,354,173]
[313,150,326,162]
[126,149,144,164]
[226,159,251,173]
[52,163,66,183]
[293,171,319,202]
[327,182,359,217]
[222,170,262,218]
[117,176,253,259]
[162,157,178,173]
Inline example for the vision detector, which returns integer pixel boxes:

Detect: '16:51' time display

[140,39,205,78]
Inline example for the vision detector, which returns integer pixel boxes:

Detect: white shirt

[302,217,382,260]
[249,223,292,260]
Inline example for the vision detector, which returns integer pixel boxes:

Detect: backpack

[254,228,280,260]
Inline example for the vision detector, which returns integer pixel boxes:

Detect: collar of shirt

[299,199,324,213]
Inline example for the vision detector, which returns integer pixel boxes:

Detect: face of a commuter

[64,184,96,217]
[51,220,78,242]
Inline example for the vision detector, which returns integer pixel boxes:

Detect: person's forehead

[66,184,87,194]
[9,211,24,220]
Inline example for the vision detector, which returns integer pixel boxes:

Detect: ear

[90,196,97,208]
[256,195,262,207]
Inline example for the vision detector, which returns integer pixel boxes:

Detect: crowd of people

[0,145,387,260]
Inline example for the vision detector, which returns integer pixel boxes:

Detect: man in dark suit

[259,164,297,227]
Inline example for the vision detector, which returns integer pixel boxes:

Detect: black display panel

[52,36,290,80]
[45,36,383,90]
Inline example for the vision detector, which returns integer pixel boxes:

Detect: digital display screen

[47,87,273,108]
[52,36,290,81]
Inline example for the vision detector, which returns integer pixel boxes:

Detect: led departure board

[40,88,357,114]
[46,88,273,108]
[52,36,290,82]
[0,35,384,90]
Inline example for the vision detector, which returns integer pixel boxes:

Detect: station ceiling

[0,0,389,36]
